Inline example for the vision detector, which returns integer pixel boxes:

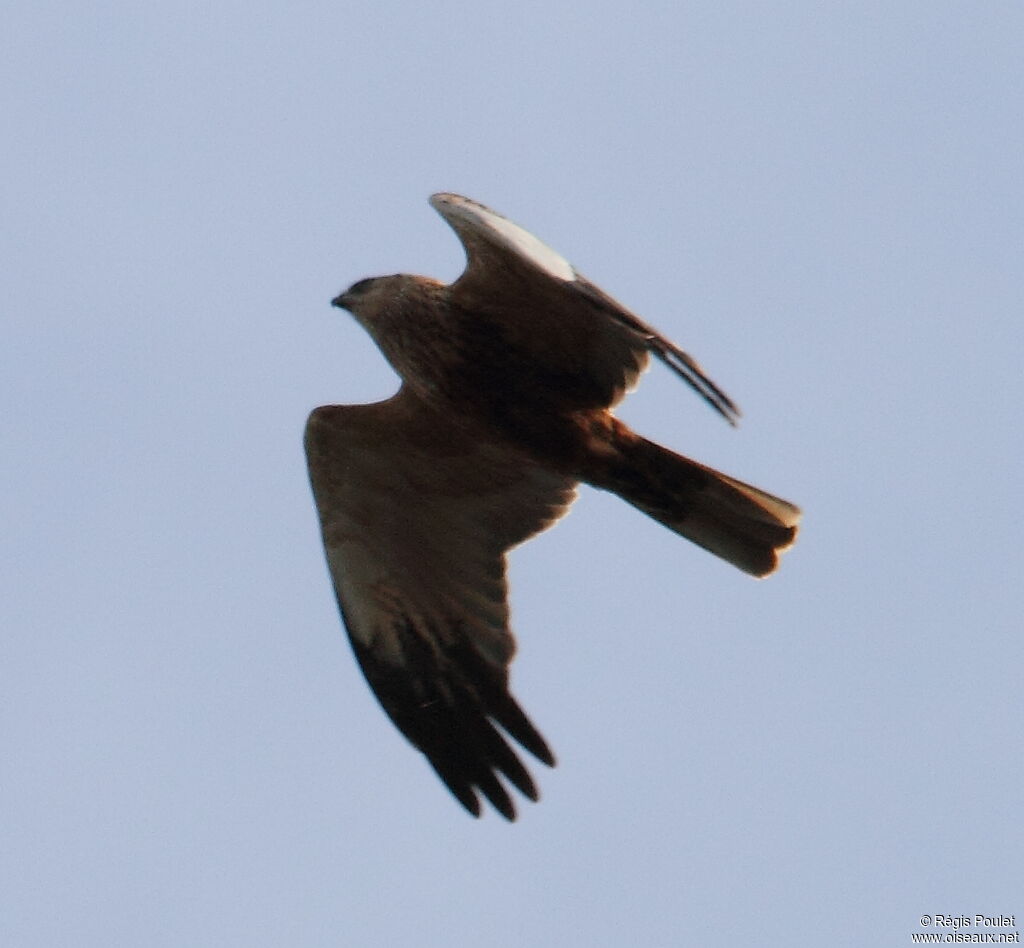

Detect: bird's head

[332,275,411,324]
[331,274,448,385]
[333,274,434,337]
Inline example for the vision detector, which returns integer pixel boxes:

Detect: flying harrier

[305,193,800,820]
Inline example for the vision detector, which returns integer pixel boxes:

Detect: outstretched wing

[431,192,740,424]
[304,387,577,819]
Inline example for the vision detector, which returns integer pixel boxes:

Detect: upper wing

[304,387,577,820]
[430,192,740,423]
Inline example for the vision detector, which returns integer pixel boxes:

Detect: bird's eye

[348,277,376,295]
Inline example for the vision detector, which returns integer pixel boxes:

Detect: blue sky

[3,2,1021,945]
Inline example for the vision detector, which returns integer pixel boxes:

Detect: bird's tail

[583,426,801,577]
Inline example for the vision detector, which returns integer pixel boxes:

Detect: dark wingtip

[492,689,556,769]
[657,342,742,427]
[353,628,555,822]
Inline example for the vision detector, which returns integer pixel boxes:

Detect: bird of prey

[305,193,800,820]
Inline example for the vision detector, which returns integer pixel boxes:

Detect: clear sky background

[3,3,1021,945]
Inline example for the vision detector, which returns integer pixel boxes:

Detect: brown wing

[304,387,577,819]
[430,192,740,423]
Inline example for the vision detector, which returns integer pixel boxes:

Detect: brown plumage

[305,193,800,820]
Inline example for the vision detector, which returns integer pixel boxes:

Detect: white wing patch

[431,193,576,282]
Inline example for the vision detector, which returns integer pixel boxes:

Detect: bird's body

[305,194,801,819]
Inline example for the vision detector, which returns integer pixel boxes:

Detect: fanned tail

[584,429,801,577]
